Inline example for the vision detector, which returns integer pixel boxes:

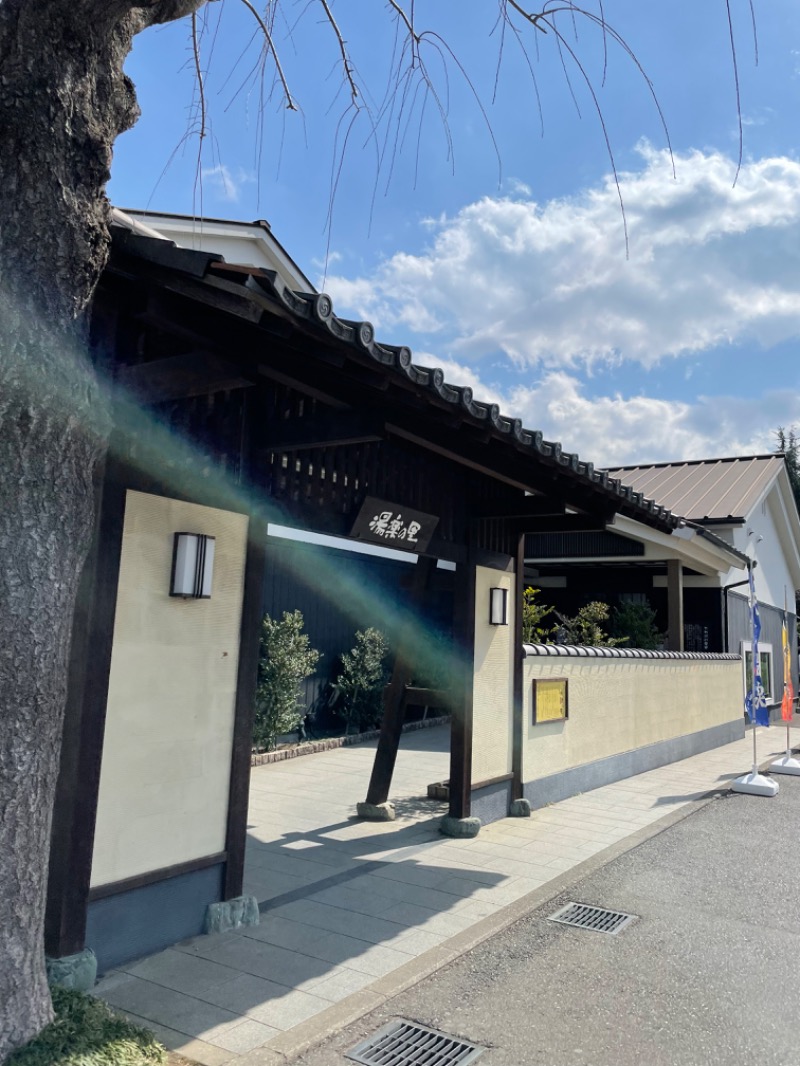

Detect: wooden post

[364,555,437,807]
[667,558,684,651]
[45,457,127,958]
[448,530,477,820]
[222,517,267,900]
[511,532,525,802]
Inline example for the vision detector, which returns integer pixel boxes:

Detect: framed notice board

[532,677,569,724]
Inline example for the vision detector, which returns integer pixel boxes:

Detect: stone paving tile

[124,949,240,997]
[199,1018,282,1054]
[99,974,242,1039]
[183,934,335,988]
[206,978,330,1032]
[265,898,410,944]
[386,927,447,955]
[96,724,799,1061]
[116,1010,236,1066]
[298,967,377,1003]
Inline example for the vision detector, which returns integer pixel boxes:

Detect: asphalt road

[294,771,800,1066]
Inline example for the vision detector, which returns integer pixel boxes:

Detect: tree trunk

[0,295,103,1056]
[0,1,205,1058]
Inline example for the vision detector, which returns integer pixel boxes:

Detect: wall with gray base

[86,864,223,974]
[471,779,512,826]
[523,717,744,811]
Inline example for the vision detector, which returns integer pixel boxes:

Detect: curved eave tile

[251,281,682,529]
[178,258,680,533]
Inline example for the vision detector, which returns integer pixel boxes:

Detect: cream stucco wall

[523,655,742,784]
[471,566,514,784]
[91,491,249,888]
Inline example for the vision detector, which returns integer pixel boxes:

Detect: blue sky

[109,1,800,467]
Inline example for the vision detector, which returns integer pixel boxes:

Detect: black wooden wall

[261,535,454,728]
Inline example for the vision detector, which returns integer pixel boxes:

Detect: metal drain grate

[547,901,636,935]
[346,1020,485,1066]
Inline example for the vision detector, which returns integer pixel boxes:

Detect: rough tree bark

[0,1,205,1058]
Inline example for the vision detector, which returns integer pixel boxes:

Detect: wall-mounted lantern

[170,533,215,598]
[489,586,509,626]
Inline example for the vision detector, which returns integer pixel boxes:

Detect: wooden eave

[103,230,680,535]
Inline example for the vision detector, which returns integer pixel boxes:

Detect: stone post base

[204,894,259,935]
[356,801,396,821]
[509,798,531,817]
[439,815,481,838]
[46,948,97,992]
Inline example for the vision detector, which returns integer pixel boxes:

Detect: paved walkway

[94,722,796,1065]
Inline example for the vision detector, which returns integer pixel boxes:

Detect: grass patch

[8,988,166,1066]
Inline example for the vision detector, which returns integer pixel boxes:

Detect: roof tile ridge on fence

[522,643,740,660]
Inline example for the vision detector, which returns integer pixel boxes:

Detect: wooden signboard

[350,496,439,554]
[532,677,569,724]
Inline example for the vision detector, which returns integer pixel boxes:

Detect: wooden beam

[88,852,226,903]
[511,532,525,803]
[263,411,383,453]
[45,456,127,958]
[365,557,437,807]
[478,497,567,520]
[449,529,477,819]
[667,558,684,651]
[117,351,255,403]
[507,514,612,535]
[223,517,268,901]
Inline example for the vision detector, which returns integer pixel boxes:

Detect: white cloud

[325,145,800,368]
[405,360,800,468]
[200,164,254,204]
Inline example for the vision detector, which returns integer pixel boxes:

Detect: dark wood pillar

[365,555,437,807]
[223,517,268,900]
[45,457,127,958]
[667,558,684,651]
[511,533,525,802]
[448,531,477,819]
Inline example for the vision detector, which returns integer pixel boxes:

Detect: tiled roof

[605,455,784,523]
[108,220,681,533]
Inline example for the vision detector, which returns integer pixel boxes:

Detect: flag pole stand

[732,726,779,797]
[769,724,800,775]
[733,554,779,796]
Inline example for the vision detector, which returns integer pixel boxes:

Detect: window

[742,642,774,703]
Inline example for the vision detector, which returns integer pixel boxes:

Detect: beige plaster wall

[91,491,249,888]
[523,656,742,784]
[471,566,514,784]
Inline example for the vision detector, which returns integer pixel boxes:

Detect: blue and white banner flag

[744,566,770,727]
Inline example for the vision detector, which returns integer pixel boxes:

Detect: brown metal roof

[605,455,784,522]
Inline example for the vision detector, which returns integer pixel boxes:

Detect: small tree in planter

[253,610,321,751]
[335,628,390,733]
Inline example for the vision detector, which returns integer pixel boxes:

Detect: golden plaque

[532,678,568,724]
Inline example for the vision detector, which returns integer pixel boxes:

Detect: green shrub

[335,628,390,733]
[253,610,320,751]
[611,601,663,650]
[560,601,627,647]
[522,587,555,644]
[8,987,165,1066]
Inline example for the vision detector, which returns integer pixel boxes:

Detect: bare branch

[315,0,359,106]
[237,0,298,110]
[725,0,744,185]
[190,11,207,142]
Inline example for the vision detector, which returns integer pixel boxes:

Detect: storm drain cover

[546,901,636,935]
[346,1019,485,1066]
